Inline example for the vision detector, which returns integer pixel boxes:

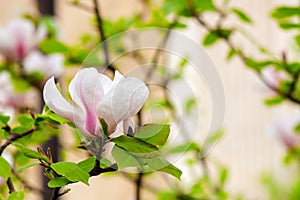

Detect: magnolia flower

[0,19,46,61]
[0,71,38,119]
[24,51,64,78]
[0,150,13,185]
[261,67,290,89]
[43,68,149,137]
[268,115,300,149]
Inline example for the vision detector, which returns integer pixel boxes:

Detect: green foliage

[271,7,300,19]
[203,32,219,46]
[13,143,49,164]
[111,124,181,179]
[51,162,90,185]
[48,177,70,188]
[77,157,96,173]
[264,96,285,106]
[7,191,25,200]
[0,113,10,127]
[111,135,160,158]
[17,162,40,173]
[40,39,69,54]
[232,8,252,24]
[134,124,170,147]
[0,156,11,181]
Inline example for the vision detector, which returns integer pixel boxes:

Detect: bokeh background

[0,0,299,199]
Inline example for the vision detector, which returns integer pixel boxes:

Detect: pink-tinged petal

[261,67,290,89]
[69,68,109,134]
[35,24,47,43]
[8,19,35,59]
[97,75,149,133]
[23,51,64,78]
[268,115,300,149]
[43,77,77,121]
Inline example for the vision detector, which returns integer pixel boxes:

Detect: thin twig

[92,0,115,72]
[0,127,37,155]
[6,177,15,194]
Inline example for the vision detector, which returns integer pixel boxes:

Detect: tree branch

[0,127,37,155]
[92,0,115,72]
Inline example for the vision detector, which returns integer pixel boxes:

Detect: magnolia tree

[0,0,299,200]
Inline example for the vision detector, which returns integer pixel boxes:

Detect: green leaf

[51,162,90,185]
[48,177,70,188]
[226,48,236,61]
[13,143,49,163]
[194,0,215,12]
[40,39,69,54]
[232,8,252,23]
[111,135,160,158]
[219,168,228,185]
[99,157,112,168]
[77,157,96,173]
[134,124,170,147]
[17,162,40,173]
[0,113,10,125]
[167,142,200,154]
[17,115,33,128]
[245,58,273,71]
[0,156,11,180]
[7,191,25,200]
[185,98,197,114]
[295,35,300,48]
[203,32,219,46]
[264,96,285,106]
[144,157,182,179]
[271,7,300,19]
[112,145,142,169]
[294,123,300,133]
[279,23,300,30]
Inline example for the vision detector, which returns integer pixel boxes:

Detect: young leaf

[48,177,70,188]
[17,162,40,173]
[111,135,160,158]
[7,191,25,200]
[13,143,49,163]
[17,115,33,128]
[232,8,252,23]
[51,162,90,185]
[271,7,300,19]
[167,142,200,154]
[112,145,142,169]
[203,33,219,46]
[0,113,10,125]
[144,157,182,179]
[40,39,68,54]
[134,124,170,147]
[0,156,11,180]
[264,96,285,106]
[77,157,96,173]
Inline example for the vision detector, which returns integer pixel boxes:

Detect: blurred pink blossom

[24,51,64,78]
[0,19,46,61]
[43,68,149,137]
[0,71,39,119]
[261,67,290,89]
[268,115,300,149]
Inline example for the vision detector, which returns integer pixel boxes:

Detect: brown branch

[0,127,37,155]
[192,12,300,105]
[92,0,115,72]
[6,177,15,194]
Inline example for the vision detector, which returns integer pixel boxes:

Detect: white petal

[43,77,77,121]
[97,76,149,132]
